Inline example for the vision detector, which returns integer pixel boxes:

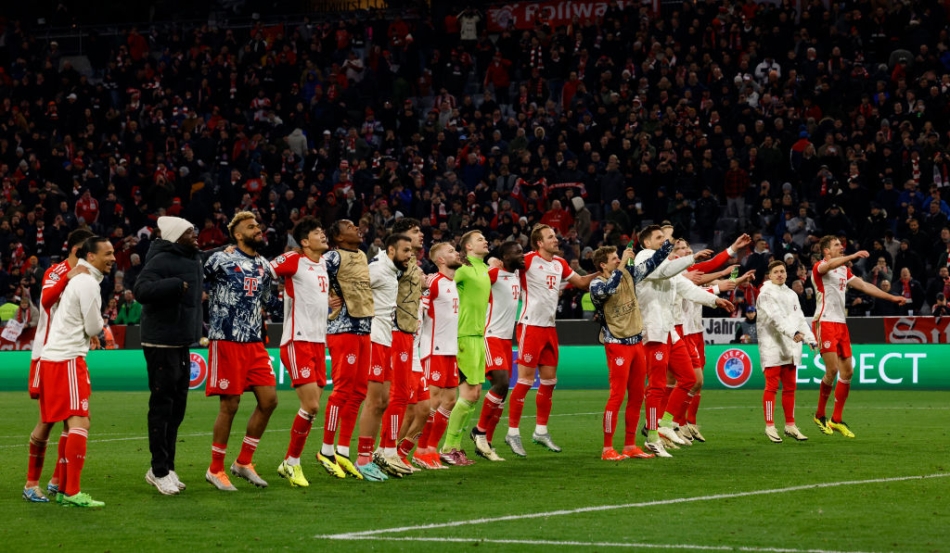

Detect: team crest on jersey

[523,353,533,363]
[615,357,625,366]
[372,364,383,376]
[823,341,831,349]
[654,352,664,361]
[189,352,208,390]
[301,368,311,378]
[81,399,89,411]
[219,379,230,390]
[346,354,357,365]
[716,349,753,389]
[494,356,504,366]
[432,371,442,382]
[400,352,409,362]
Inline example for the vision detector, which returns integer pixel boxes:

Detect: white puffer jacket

[756,281,816,368]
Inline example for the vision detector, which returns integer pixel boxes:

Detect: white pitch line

[318,535,878,553]
[0,427,301,449]
[321,473,950,539]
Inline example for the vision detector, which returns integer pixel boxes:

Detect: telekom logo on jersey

[243,276,259,296]
[546,275,557,290]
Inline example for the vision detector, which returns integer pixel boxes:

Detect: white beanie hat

[158,216,192,243]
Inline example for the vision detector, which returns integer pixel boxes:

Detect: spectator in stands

[864,257,894,290]
[926,267,950,308]
[895,268,926,315]
[932,293,950,317]
[115,289,143,325]
[871,281,906,316]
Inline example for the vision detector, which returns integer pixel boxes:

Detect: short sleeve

[269,252,297,278]
[488,267,500,284]
[558,257,575,280]
[845,266,855,282]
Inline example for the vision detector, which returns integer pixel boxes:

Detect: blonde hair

[429,242,453,264]
[228,211,257,239]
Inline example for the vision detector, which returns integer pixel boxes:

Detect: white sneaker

[674,426,693,446]
[168,470,186,491]
[686,423,706,443]
[765,425,783,443]
[384,453,414,475]
[146,469,181,495]
[658,425,687,445]
[784,425,808,441]
[645,439,673,458]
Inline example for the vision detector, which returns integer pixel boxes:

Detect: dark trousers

[144,346,190,477]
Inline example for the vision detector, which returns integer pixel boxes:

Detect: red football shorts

[409,369,429,403]
[516,324,559,369]
[280,341,327,388]
[813,320,852,358]
[38,357,91,423]
[485,336,513,374]
[685,332,706,369]
[368,342,393,383]
[327,333,370,400]
[207,340,276,396]
[424,355,458,388]
[29,358,41,399]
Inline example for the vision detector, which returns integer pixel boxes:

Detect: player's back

[420,273,459,357]
[487,268,520,340]
[271,251,329,346]
[518,251,572,328]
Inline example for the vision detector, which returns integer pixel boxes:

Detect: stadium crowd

[3,0,950,328]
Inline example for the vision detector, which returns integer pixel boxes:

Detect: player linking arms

[590,240,672,460]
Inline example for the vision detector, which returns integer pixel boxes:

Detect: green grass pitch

[1,389,948,552]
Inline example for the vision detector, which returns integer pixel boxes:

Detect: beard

[244,234,266,252]
[394,258,409,271]
[447,260,464,270]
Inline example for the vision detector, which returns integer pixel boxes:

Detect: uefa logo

[189,352,208,390]
[715,348,753,389]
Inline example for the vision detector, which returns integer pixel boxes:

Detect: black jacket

[134,239,204,346]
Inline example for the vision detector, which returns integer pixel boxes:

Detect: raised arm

[626,240,674,283]
[817,251,868,275]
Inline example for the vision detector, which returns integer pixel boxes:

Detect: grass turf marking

[317,535,881,553]
[319,473,950,539]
